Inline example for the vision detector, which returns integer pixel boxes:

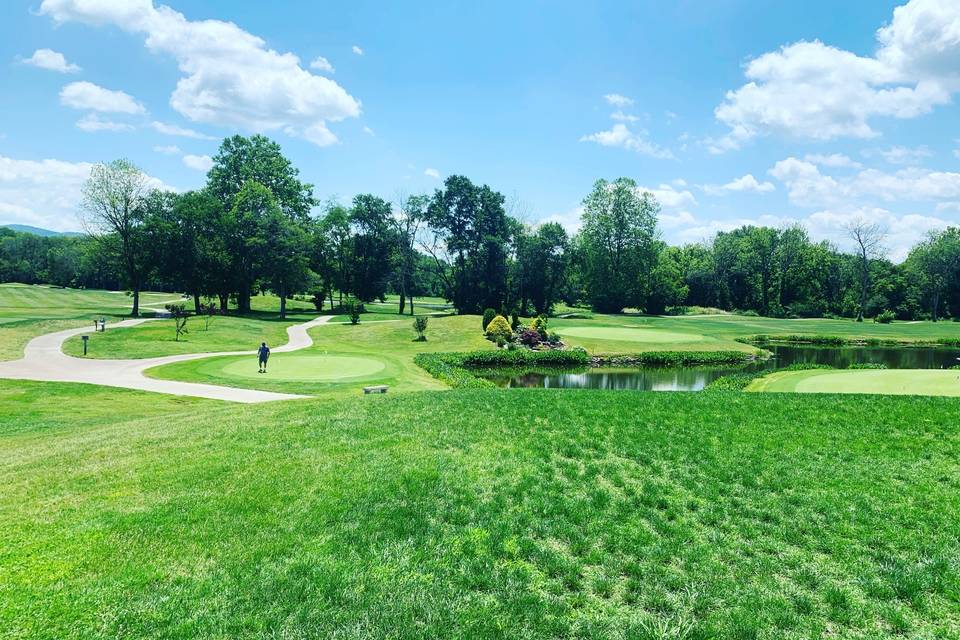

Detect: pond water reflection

[479,344,960,391]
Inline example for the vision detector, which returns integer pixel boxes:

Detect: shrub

[198,301,219,331]
[311,291,326,312]
[482,308,497,331]
[848,362,888,369]
[164,303,189,341]
[344,297,362,325]
[531,315,549,337]
[413,315,428,341]
[519,329,541,347]
[874,310,895,324]
[510,312,520,330]
[485,314,513,342]
[547,331,562,344]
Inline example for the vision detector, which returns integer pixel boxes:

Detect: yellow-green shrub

[485,314,513,342]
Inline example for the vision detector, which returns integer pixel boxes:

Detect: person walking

[257,342,271,373]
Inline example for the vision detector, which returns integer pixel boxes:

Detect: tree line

[5,133,960,322]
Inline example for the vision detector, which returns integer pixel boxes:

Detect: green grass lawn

[1,385,958,638]
[748,368,960,397]
[146,314,492,397]
[0,284,184,361]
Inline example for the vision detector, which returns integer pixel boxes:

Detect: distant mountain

[1,224,83,237]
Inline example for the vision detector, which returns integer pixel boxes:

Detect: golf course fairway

[558,325,705,344]
[152,352,391,387]
[747,368,960,396]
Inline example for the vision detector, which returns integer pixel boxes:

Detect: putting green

[218,353,386,382]
[747,368,960,397]
[558,325,705,343]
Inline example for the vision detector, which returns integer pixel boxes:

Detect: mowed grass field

[0,283,182,361]
[1,385,958,638]
[749,368,960,397]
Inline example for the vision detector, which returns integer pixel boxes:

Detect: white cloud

[75,114,135,132]
[424,168,440,179]
[0,154,171,231]
[770,156,960,206]
[936,202,960,212]
[352,45,364,56]
[603,93,634,107]
[803,153,863,169]
[580,123,673,159]
[150,120,214,140]
[711,0,960,151]
[610,110,640,122]
[704,173,775,195]
[309,56,335,73]
[59,81,145,114]
[639,183,698,210]
[20,48,80,73]
[182,154,213,172]
[538,206,584,234]
[153,144,180,154]
[674,214,795,244]
[41,0,361,147]
[876,145,932,165]
[362,125,374,136]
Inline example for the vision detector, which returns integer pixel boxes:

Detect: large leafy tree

[349,194,395,302]
[906,228,960,321]
[578,177,660,313]
[426,175,513,313]
[79,159,153,316]
[228,181,281,311]
[518,222,569,315]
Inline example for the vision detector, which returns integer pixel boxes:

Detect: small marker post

[81,335,89,356]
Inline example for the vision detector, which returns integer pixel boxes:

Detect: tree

[79,159,153,316]
[312,202,352,309]
[845,220,887,321]
[228,181,280,312]
[906,228,960,321]
[578,178,660,312]
[393,193,428,315]
[425,175,513,314]
[413,315,428,341]
[256,206,311,319]
[518,222,569,315]
[164,303,189,341]
[207,134,316,219]
[349,194,395,302]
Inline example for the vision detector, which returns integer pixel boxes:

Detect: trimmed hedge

[740,334,960,347]
[414,349,590,389]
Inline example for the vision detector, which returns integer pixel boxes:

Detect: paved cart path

[0,315,332,403]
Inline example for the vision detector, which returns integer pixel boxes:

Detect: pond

[479,344,960,391]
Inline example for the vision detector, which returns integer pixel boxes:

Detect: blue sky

[1,0,958,259]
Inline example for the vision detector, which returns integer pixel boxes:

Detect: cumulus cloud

[610,110,640,122]
[75,114,135,132]
[711,0,960,151]
[806,206,950,261]
[40,0,361,146]
[603,93,634,107]
[769,156,960,206]
[150,120,214,140]
[876,145,933,164]
[309,56,335,73]
[424,168,440,179]
[580,123,674,159]
[59,81,145,114]
[803,153,863,169]
[352,45,364,56]
[20,48,80,73]
[182,154,213,172]
[704,174,775,195]
[0,154,170,231]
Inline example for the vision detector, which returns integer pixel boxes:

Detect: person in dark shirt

[257,342,270,373]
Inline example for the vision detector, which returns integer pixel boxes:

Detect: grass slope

[748,368,960,397]
[1,387,958,638]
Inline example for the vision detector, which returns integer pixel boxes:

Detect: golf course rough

[747,368,960,397]
[558,325,705,344]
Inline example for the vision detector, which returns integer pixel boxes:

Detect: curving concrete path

[0,315,332,403]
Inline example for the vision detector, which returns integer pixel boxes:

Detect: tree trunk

[219,293,229,313]
[238,283,251,313]
[131,285,140,317]
[193,292,201,315]
[279,281,287,319]
[398,281,406,315]
[932,290,940,322]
